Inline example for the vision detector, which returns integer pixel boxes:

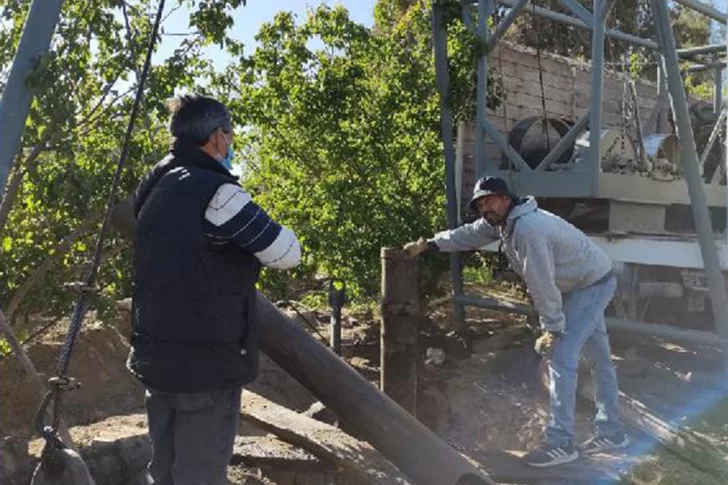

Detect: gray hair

[167,94,232,145]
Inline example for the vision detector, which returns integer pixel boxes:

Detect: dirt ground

[0,313,145,438]
[411,285,589,452]
[416,283,728,485]
[3,290,728,485]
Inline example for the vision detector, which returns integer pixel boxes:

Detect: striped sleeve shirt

[204,184,301,270]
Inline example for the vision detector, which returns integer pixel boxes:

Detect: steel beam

[0,0,65,195]
[475,0,492,178]
[454,293,728,348]
[652,0,728,369]
[588,0,606,193]
[535,109,590,171]
[700,105,727,180]
[495,170,595,197]
[482,118,531,171]
[676,43,727,58]
[487,0,529,51]
[714,67,724,113]
[498,0,657,50]
[432,3,466,336]
[673,0,727,24]
[487,0,728,30]
[687,61,727,73]
[498,0,727,60]
[556,0,593,28]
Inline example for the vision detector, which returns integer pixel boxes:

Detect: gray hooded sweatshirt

[431,197,612,332]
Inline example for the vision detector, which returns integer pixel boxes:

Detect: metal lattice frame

[432,0,728,366]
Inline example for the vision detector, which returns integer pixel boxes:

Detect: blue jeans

[545,276,622,446]
[145,386,242,485]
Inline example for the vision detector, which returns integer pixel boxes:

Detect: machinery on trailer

[433,0,728,364]
[458,51,727,330]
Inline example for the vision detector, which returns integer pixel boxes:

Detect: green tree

[0,0,244,332]
[0,0,501,331]
[212,0,501,298]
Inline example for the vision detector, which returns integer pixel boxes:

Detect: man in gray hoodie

[404,176,629,467]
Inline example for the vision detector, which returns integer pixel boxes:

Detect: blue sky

[156,1,377,66]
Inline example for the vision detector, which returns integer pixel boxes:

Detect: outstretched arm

[404,218,499,257]
[429,218,499,252]
[204,184,301,270]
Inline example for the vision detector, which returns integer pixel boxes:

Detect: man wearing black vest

[127,94,301,485]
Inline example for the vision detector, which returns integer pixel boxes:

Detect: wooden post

[380,248,419,416]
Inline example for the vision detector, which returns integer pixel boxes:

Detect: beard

[484,212,504,226]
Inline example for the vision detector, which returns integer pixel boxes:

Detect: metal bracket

[48,375,81,392]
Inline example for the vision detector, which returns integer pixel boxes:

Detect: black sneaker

[578,432,631,454]
[524,442,578,467]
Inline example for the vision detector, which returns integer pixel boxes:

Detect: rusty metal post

[380,248,419,416]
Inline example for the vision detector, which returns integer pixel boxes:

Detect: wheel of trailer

[503,116,574,170]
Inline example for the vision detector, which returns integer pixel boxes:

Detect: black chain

[36,0,166,470]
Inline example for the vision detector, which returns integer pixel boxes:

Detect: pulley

[574,128,639,174]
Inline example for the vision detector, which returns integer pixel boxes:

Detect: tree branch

[82,74,122,124]
[6,211,103,324]
[121,0,142,81]
[0,67,119,235]
[0,130,54,235]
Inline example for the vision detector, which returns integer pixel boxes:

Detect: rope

[35,0,166,471]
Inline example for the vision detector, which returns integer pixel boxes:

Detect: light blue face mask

[220,143,234,171]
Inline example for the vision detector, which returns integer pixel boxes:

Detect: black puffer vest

[127,140,261,393]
